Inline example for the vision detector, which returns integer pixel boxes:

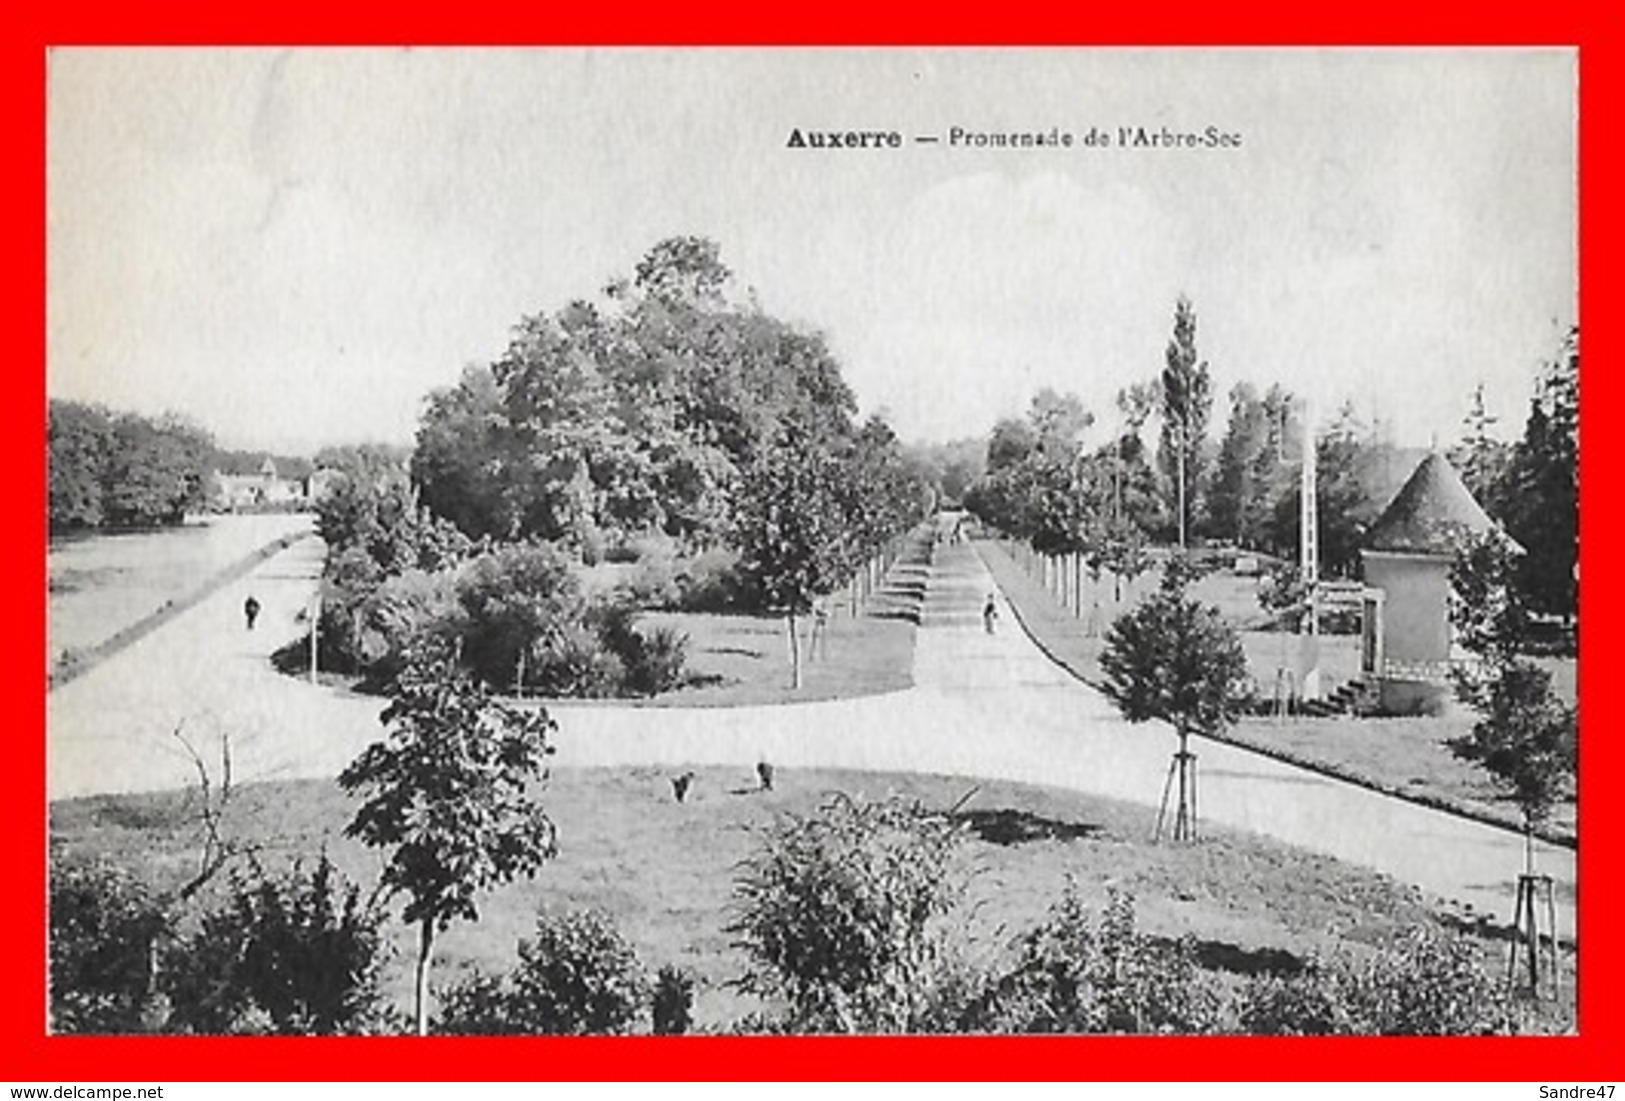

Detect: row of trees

[963,299,1578,625]
[963,297,1396,581]
[47,400,214,533]
[962,388,1154,586]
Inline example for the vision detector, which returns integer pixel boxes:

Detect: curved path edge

[975,539,1578,852]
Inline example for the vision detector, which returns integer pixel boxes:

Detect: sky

[46,48,1576,456]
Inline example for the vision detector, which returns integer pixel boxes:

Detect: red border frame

[9,1,1619,1083]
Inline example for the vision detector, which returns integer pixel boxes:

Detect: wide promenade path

[46,534,1575,941]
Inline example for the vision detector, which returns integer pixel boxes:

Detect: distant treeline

[48,400,216,533]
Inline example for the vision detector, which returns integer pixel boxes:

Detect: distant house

[1359,451,1514,714]
[211,457,308,511]
[304,467,344,504]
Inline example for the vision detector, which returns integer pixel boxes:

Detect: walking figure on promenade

[810,599,830,662]
[244,595,261,631]
[983,593,999,635]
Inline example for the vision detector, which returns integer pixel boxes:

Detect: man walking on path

[983,593,999,634]
[244,594,261,631]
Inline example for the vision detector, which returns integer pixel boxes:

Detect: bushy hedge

[438,909,652,1035]
[976,884,1224,1034]
[722,796,1531,1037]
[727,794,970,1033]
[54,833,1538,1036]
[50,853,390,1036]
[49,858,167,1033]
[1237,927,1515,1036]
[293,541,690,698]
[624,545,748,612]
[161,853,389,1035]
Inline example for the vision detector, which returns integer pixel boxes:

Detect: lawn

[635,606,915,707]
[1228,714,1576,841]
[49,766,1573,1033]
[974,539,1577,844]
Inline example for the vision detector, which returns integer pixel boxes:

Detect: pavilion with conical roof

[1359,451,1514,714]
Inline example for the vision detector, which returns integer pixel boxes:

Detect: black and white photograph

[44,48,1578,1043]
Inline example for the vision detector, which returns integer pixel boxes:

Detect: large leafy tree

[492,303,625,546]
[1020,453,1099,557]
[47,400,114,532]
[412,363,528,542]
[1499,327,1578,623]
[1210,382,1276,548]
[1266,402,1373,578]
[1028,387,1094,459]
[312,448,472,674]
[415,237,873,558]
[845,415,931,556]
[339,657,559,1035]
[316,451,468,579]
[964,390,1100,550]
[47,402,213,531]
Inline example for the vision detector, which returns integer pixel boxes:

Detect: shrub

[438,910,649,1035]
[674,547,746,612]
[528,619,628,698]
[352,569,465,687]
[161,853,389,1035]
[456,542,585,689]
[1237,926,1514,1036]
[591,603,690,696]
[576,524,607,567]
[453,546,689,699]
[727,793,968,1033]
[624,556,683,609]
[1338,926,1512,1035]
[985,884,1224,1035]
[49,858,167,1034]
[602,541,643,565]
[652,965,696,1036]
[1235,965,1348,1035]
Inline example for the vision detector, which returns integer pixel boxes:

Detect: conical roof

[1364,451,1500,555]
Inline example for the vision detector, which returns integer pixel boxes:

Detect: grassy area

[975,539,1577,845]
[1228,713,1577,841]
[279,603,916,707]
[48,766,1571,1033]
[634,607,914,707]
